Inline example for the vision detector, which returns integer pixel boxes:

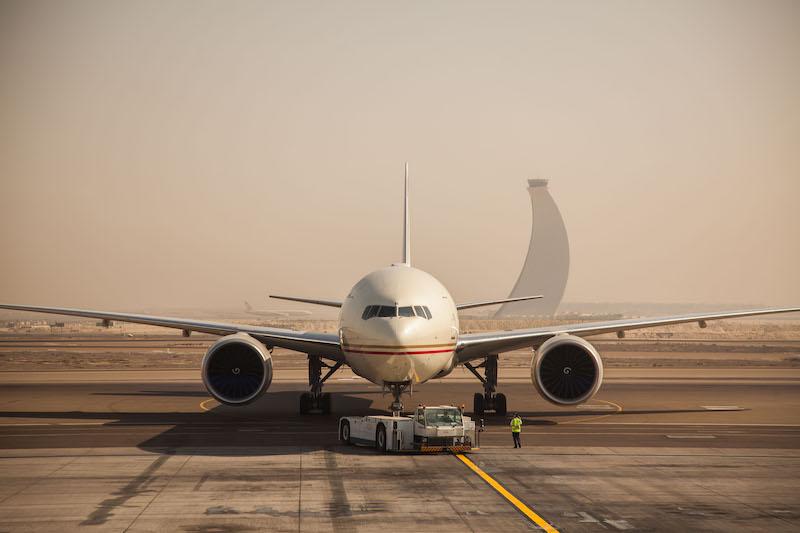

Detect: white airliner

[1,166,797,415]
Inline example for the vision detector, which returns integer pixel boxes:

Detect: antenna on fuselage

[402,162,410,266]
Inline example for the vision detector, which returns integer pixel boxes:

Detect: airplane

[1,164,798,416]
[243,301,312,318]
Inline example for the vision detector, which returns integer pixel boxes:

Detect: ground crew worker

[511,413,522,448]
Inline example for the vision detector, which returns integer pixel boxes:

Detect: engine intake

[202,333,273,405]
[531,335,603,405]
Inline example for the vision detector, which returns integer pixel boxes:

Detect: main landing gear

[464,354,507,416]
[299,355,342,415]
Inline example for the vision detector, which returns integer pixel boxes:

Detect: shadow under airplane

[0,384,731,456]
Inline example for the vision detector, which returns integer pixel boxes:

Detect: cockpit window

[377,305,396,318]
[362,305,432,320]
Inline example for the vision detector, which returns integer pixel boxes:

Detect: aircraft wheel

[495,393,507,416]
[320,393,332,414]
[473,393,484,416]
[376,424,387,452]
[340,420,351,444]
[299,392,312,414]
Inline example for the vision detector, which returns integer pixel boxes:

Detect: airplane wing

[268,295,342,308]
[0,304,343,360]
[456,295,543,311]
[456,306,800,363]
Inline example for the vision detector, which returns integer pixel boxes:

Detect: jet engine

[201,333,273,405]
[531,335,603,405]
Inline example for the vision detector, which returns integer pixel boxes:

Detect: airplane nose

[345,317,451,385]
[370,318,418,346]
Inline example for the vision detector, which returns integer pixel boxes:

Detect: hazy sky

[1,0,798,312]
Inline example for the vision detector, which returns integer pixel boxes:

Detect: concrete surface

[0,344,798,531]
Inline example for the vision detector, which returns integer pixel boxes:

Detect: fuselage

[338,265,458,385]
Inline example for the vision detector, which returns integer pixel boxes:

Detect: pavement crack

[323,447,354,532]
[425,455,476,532]
[0,450,86,506]
[297,446,303,533]
[81,454,171,526]
[124,452,191,532]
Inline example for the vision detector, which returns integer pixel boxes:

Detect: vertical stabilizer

[402,162,411,266]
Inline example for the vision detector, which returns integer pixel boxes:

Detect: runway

[0,364,798,531]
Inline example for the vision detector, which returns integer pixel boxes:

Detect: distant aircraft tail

[244,301,252,312]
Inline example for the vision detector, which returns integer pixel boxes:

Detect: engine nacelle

[201,333,273,405]
[531,334,603,405]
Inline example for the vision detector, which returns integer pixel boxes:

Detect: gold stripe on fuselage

[342,342,456,350]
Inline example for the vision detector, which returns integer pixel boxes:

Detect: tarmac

[0,347,798,531]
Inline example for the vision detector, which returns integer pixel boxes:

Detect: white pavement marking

[560,399,623,424]
[0,430,336,437]
[665,434,716,439]
[575,422,800,427]
[605,519,635,530]
[0,422,107,427]
[576,404,616,410]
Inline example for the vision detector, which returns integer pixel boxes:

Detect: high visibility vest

[511,417,522,433]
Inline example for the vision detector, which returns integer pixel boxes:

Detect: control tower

[495,179,569,317]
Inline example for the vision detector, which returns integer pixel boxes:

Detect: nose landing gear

[385,382,411,416]
[299,355,342,415]
[464,354,507,416]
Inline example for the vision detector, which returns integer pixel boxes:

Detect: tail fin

[244,301,252,312]
[402,162,410,266]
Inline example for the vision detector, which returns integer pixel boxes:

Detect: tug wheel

[376,425,387,452]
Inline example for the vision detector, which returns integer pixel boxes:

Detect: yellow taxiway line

[454,453,560,532]
[199,398,216,411]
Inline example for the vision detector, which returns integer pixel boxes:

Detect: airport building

[495,179,569,317]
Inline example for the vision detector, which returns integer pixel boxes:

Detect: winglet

[402,162,410,266]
